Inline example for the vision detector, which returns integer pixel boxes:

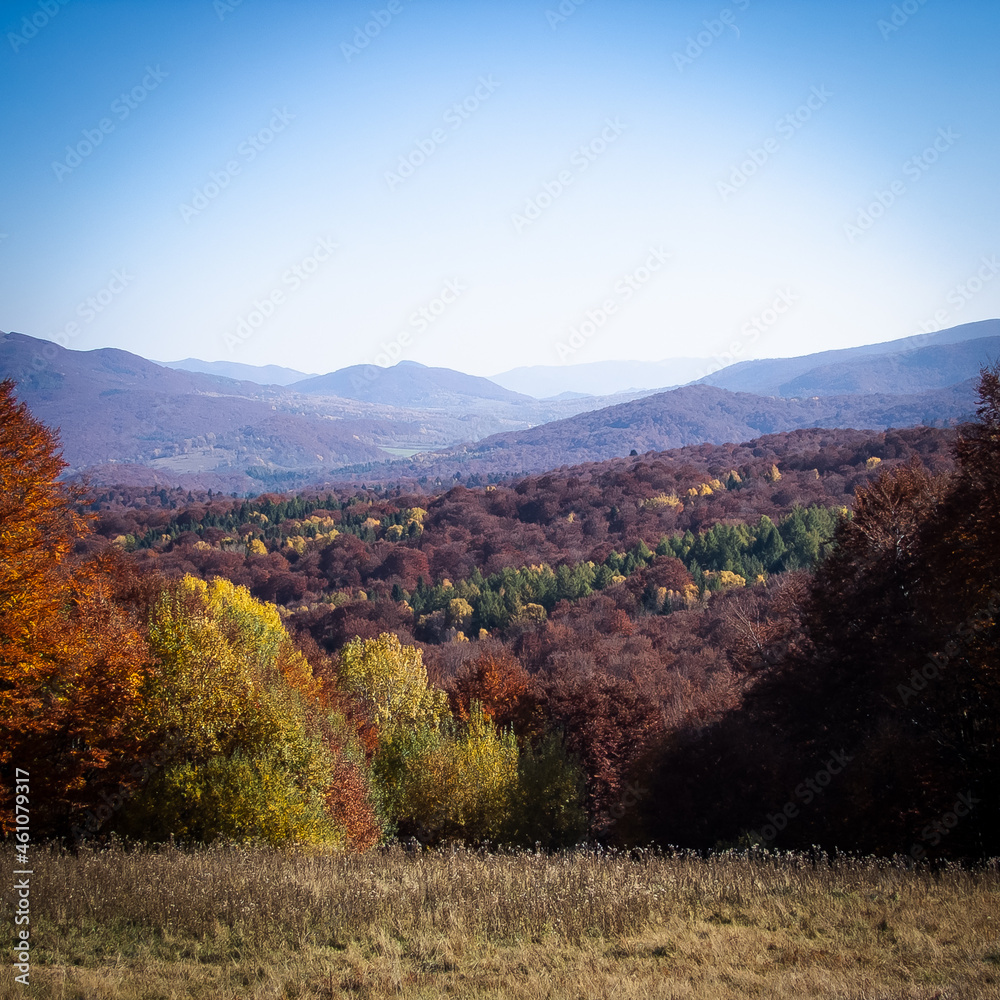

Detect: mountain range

[0,333,642,490]
[491,358,712,397]
[1,322,992,492]
[291,361,532,407]
[162,358,316,386]
[697,320,1000,396]
[344,380,975,484]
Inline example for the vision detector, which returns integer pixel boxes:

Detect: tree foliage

[0,381,152,833]
[118,576,368,847]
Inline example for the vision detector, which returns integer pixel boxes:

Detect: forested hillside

[346,381,974,483]
[1,372,996,860]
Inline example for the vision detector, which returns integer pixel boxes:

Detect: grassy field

[3,842,999,999]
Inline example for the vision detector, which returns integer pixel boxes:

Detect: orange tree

[0,379,154,833]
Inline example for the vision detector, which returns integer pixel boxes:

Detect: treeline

[88,425,953,608]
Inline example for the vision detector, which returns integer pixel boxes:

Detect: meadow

[4,842,999,999]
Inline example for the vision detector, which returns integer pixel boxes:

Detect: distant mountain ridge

[0,332,647,490]
[0,332,388,484]
[697,320,1000,396]
[163,358,315,386]
[292,360,532,406]
[336,380,977,483]
[492,358,712,397]
[1,320,995,492]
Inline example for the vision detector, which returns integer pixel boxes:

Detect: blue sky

[1,0,998,377]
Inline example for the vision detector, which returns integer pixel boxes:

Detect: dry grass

[3,842,999,999]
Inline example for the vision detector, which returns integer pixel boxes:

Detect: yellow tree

[338,633,449,831]
[338,632,449,731]
[118,576,370,847]
[404,703,519,843]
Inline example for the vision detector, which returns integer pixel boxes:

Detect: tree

[0,380,152,834]
[338,633,449,732]
[338,633,450,831]
[641,368,1000,857]
[501,731,588,849]
[400,703,520,843]
[448,649,542,737]
[116,576,370,848]
[0,381,89,759]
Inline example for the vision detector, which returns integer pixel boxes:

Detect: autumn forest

[2,368,998,862]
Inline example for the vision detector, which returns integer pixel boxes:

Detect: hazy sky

[2,0,998,377]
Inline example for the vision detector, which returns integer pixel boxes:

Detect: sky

[1,0,998,379]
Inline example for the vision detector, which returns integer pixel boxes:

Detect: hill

[292,360,533,406]
[0,333,648,490]
[492,358,711,397]
[697,319,1000,395]
[162,358,316,385]
[333,380,976,483]
[0,332,408,485]
[3,323,994,492]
